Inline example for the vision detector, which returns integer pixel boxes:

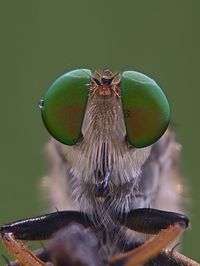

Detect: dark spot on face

[101,77,112,85]
[124,109,130,118]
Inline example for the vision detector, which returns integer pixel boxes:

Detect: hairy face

[59,71,151,215]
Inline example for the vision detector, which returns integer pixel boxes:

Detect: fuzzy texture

[41,89,184,257]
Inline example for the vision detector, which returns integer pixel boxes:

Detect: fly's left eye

[121,71,170,148]
[40,69,91,145]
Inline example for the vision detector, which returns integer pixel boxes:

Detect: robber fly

[1,69,199,266]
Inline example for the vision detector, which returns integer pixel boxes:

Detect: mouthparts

[95,171,110,198]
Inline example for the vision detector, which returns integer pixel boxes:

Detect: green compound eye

[121,71,170,148]
[40,69,91,145]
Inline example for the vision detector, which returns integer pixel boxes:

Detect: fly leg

[110,208,199,266]
[1,211,90,266]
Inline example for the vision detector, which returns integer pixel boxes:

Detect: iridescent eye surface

[121,71,170,148]
[40,69,91,145]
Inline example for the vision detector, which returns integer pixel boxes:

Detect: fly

[1,69,199,266]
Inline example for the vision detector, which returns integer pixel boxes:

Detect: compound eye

[40,69,91,145]
[121,71,170,148]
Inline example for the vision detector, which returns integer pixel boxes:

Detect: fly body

[1,69,197,266]
[41,70,182,258]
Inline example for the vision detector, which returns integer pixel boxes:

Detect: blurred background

[0,0,199,263]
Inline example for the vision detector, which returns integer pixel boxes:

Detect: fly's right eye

[40,69,91,145]
[121,71,170,148]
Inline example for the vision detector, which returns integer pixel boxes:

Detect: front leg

[1,211,91,265]
[111,208,199,266]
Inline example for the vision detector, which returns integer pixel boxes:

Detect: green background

[0,0,199,263]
